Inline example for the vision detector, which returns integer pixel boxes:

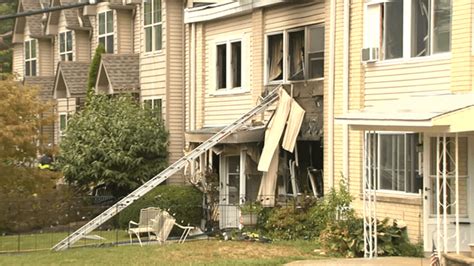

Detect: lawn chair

[156,211,195,244]
[128,207,162,246]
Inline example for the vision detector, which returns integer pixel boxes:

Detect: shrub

[119,185,203,235]
[319,216,422,258]
[0,166,82,233]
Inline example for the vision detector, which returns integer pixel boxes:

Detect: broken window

[267,34,283,82]
[24,39,37,76]
[216,43,227,89]
[59,31,73,61]
[432,0,451,53]
[308,25,325,78]
[288,30,305,81]
[383,0,404,59]
[412,0,430,57]
[267,24,325,82]
[98,10,114,53]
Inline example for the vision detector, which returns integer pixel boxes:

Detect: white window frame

[143,97,163,119]
[366,131,422,195]
[59,31,74,61]
[364,0,452,62]
[264,23,325,85]
[59,113,68,136]
[24,39,37,77]
[143,0,162,53]
[98,10,114,53]
[215,39,243,91]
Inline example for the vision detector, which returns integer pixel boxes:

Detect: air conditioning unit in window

[361,47,379,63]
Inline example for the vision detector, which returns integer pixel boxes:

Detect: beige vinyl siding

[117,10,133,54]
[12,43,24,79]
[53,36,59,75]
[75,31,90,63]
[364,59,451,105]
[451,1,472,92]
[250,9,263,104]
[195,23,204,129]
[203,14,253,126]
[184,24,190,132]
[90,15,98,56]
[264,2,326,33]
[166,0,184,184]
[38,40,53,76]
[133,4,141,54]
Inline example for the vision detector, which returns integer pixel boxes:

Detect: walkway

[286,257,429,266]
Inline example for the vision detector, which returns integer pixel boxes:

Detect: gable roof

[95,54,140,94]
[46,0,91,34]
[24,76,55,101]
[13,0,48,42]
[54,61,90,98]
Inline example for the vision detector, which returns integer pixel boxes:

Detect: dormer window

[59,31,73,61]
[98,11,114,53]
[24,39,37,76]
[144,0,162,52]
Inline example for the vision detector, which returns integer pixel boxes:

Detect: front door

[423,134,474,252]
[219,155,243,228]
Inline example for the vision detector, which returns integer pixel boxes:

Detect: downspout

[190,23,196,131]
[342,0,350,184]
[328,0,336,189]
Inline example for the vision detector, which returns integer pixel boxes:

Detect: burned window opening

[231,42,242,88]
[267,34,283,82]
[288,30,305,81]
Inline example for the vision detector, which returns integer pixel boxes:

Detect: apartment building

[184,0,326,228]
[335,0,474,254]
[12,0,185,184]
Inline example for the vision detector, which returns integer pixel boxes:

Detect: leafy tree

[0,2,16,73]
[86,44,106,100]
[0,75,52,163]
[57,95,169,197]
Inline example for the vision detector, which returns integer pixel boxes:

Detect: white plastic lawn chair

[157,211,195,244]
[128,207,162,246]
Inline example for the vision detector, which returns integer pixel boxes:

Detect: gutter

[184,0,317,24]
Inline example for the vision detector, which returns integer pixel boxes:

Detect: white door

[219,155,242,229]
[423,134,474,252]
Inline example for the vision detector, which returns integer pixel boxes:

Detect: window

[216,40,242,90]
[59,31,73,61]
[365,0,451,60]
[266,24,324,83]
[98,11,114,53]
[366,133,422,194]
[59,113,68,136]
[24,39,37,76]
[144,0,162,52]
[144,98,162,119]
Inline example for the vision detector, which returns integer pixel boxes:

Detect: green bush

[0,166,83,233]
[119,185,203,235]
[319,217,422,258]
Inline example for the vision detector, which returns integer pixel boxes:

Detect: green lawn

[0,230,130,253]
[0,240,322,265]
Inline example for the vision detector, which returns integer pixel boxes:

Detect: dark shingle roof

[24,76,55,101]
[101,54,140,92]
[21,0,46,38]
[57,61,90,96]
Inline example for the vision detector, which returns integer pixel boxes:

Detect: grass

[0,239,323,265]
[0,230,130,253]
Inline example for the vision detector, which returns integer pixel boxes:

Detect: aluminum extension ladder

[52,86,281,251]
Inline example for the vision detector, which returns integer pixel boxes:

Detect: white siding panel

[364,59,451,106]
[12,44,24,78]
